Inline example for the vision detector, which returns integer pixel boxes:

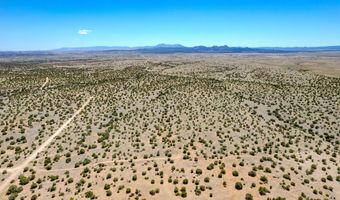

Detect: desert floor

[0,53,339,200]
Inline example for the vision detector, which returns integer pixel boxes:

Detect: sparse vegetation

[0,53,339,199]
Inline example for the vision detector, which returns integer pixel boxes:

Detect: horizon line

[1,44,340,52]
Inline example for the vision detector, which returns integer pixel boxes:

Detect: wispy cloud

[78,29,92,35]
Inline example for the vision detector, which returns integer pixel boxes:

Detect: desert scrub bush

[260,176,268,183]
[258,186,270,195]
[194,186,201,196]
[183,179,188,184]
[207,163,214,170]
[223,181,227,187]
[283,174,291,180]
[180,187,187,197]
[104,184,110,190]
[245,193,253,200]
[232,170,239,177]
[235,182,243,190]
[6,185,23,196]
[30,182,37,189]
[265,167,272,173]
[19,175,30,185]
[326,175,333,181]
[336,176,340,182]
[106,190,112,196]
[248,171,256,177]
[85,191,95,199]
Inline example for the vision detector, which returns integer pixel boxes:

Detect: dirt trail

[0,97,93,195]
[40,77,49,90]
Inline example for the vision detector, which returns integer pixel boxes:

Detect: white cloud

[78,29,92,35]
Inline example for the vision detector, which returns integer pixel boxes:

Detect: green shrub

[104,184,110,190]
[248,171,256,177]
[106,190,112,196]
[232,171,239,177]
[245,193,253,200]
[259,187,269,195]
[19,175,30,185]
[327,175,333,181]
[183,179,188,184]
[85,191,95,199]
[260,176,268,183]
[235,182,243,190]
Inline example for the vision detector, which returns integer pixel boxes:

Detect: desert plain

[0,52,339,200]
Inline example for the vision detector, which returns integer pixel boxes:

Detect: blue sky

[0,0,339,50]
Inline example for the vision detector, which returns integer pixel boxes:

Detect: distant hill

[257,46,340,52]
[1,44,340,56]
[55,46,137,52]
[153,44,185,48]
[135,45,340,53]
[55,44,340,53]
[135,45,284,53]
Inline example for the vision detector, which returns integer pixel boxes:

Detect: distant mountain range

[54,44,186,52]
[53,44,340,53]
[1,44,340,56]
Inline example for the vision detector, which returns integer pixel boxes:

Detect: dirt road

[0,97,93,195]
[40,77,49,90]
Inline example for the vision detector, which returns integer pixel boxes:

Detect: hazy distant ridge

[257,46,340,52]
[1,44,340,55]
[53,44,340,53]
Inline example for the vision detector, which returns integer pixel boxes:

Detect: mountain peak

[154,44,185,48]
